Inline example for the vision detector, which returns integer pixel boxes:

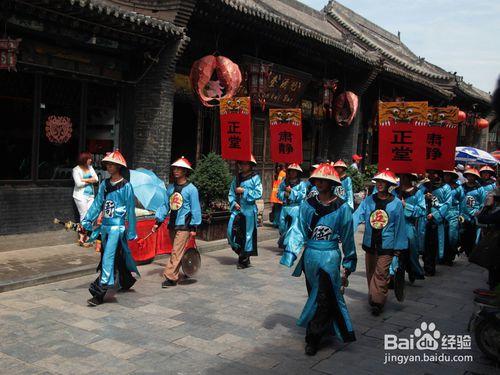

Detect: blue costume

[281,196,357,344]
[460,182,485,256]
[155,182,202,230]
[482,180,496,195]
[305,180,318,198]
[336,175,354,210]
[227,172,263,264]
[444,182,463,263]
[82,178,140,301]
[277,178,307,248]
[420,181,451,275]
[389,187,426,280]
[353,193,407,308]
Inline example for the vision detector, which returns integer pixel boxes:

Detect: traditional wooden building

[0,0,186,234]
[0,0,492,235]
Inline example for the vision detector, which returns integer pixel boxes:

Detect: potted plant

[190,153,233,241]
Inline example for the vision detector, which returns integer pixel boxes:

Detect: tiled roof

[218,0,377,65]
[68,0,185,36]
[324,0,491,103]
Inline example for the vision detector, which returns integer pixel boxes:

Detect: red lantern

[321,79,338,119]
[476,118,489,129]
[334,91,359,127]
[458,110,466,122]
[247,63,272,111]
[189,55,242,107]
[0,38,21,71]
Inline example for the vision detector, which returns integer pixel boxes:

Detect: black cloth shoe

[162,278,177,288]
[87,297,103,307]
[371,304,383,316]
[305,343,318,356]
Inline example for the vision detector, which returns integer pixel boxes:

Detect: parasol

[129,168,167,212]
[455,146,498,166]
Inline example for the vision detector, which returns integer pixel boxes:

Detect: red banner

[269,109,302,163]
[378,102,428,173]
[219,97,252,161]
[424,107,459,170]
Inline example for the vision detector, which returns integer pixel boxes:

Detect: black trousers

[305,270,356,346]
[442,221,456,264]
[461,221,477,257]
[423,222,439,275]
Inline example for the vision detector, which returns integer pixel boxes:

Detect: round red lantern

[189,55,242,107]
[476,118,489,129]
[458,110,466,122]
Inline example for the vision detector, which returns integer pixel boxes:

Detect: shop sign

[424,107,459,171]
[219,97,252,161]
[378,101,427,173]
[269,108,303,163]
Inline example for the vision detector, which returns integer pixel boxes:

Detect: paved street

[0,233,498,375]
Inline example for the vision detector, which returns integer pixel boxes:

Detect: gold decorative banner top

[427,106,459,128]
[220,97,250,115]
[379,101,428,126]
[269,108,301,126]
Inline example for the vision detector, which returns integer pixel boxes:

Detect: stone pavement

[0,227,278,292]
[0,233,498,375]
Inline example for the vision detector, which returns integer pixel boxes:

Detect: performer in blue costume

[442,170,463,265]
[391,173,426,283]
[81,150,139,306]
[334,160,354,210]
[459,167,485,256]
[280,163,356,356]
[479,166,497,195]
[227,155,263,269]
[154,157,201,288]
[277,163,307,249]
[305,158,324,198]
[353,169,407,316]
[420,170,451,276]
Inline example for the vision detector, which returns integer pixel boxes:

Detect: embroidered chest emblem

[466,195,476,208]
[104,200,115,218]
[170,192,184,211]
[431,195,439,207]
[311,225,333,241]
[307,189,319,199]
[334,186,346,197]
[370,209,389,230]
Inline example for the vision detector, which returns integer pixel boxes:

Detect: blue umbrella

[129,168,167,212]
[455,146,499,166]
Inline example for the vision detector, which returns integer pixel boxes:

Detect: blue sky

[301,0,499,93]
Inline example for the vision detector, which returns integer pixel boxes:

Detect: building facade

[0,0,492,235]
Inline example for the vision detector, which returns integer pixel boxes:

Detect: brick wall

[132,37,188,180]
[0,186,77,235]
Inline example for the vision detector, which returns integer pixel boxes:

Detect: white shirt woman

[73,153,98,219]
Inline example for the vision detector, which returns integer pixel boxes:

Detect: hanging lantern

[189,55,242,107]
[0,38,21,71]
[247,62,272,111]
[475,118,489,129]
[334,91,359,127]
[458,110,466,122]
[45,115,73,144]
[321,79,338,119]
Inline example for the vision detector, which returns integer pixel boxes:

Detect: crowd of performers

[79,149,498,356]
[271,158,498,355]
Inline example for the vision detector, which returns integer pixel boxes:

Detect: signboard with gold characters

[369,209,389,230]
[169,192,184,211]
